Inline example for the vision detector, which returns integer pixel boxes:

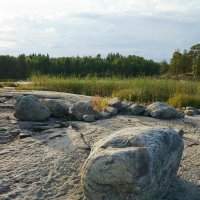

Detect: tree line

[0,44,200,79]
[0,53,161,79]
[169,44,200,77]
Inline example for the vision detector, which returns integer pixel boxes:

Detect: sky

[0,0,199,61]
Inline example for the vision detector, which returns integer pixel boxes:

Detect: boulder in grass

[81,127,184,200]
[14,95,50,122]
[71,102,100,121]
[43,99,69,118]
[146,102,179,119]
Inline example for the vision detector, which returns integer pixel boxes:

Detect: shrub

[168,93,200,108]
[92,97,108,112]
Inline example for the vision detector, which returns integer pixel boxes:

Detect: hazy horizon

[0,0,199,61]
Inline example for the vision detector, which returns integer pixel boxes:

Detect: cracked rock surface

[0,91,199,200]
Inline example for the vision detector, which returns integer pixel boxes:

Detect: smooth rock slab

[14,95,50,121]
[81,127,184,200]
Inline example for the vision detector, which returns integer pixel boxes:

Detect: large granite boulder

[146,102,181,119]
[71,102,100,121]
[43,99,69,118]
[14,95,50,121]
[81,127,184,200]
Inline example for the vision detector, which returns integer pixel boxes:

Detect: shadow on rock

[164,177,200,200]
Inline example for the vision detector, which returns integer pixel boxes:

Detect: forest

[0,44,200,79]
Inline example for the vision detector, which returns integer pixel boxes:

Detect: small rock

[14,95,50,122]
[130,103,145,115]
[71,102,100,121]
[83,115,95,122]
[185,110,195,116]
[177,129,185,137]
[43,99,69,118]
[186,106,195,110]
[100,112,111,119]
[107,107,118,116]
[119,102,132,115]
[186,107,198,115]
[19,132,32,139]
[176,111,185,118]
[143,111,150,117]
[0,97,7,103]
[108,98,123,111]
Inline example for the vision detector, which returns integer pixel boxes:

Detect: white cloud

[43,27,56,33]
[0,0,199,60]
[0,0,200,18]
[0,41,16,48]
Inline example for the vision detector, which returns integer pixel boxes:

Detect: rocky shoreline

[0,91,199,200]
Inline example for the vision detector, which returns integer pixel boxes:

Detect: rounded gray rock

[108,98,123,111]
[146,102,178,119]
[100,112,111,119]
[130,103,145,115]
[71,102,100,121]
[185,109,195,116]
[43,99,69,118]
[81,127,184,200]
[107,107,118,116]
[14,95,50,122]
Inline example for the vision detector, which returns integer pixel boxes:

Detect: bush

[168,93,200,108]
[92,97,108,112]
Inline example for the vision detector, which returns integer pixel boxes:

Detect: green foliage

[170,50,192,74]
[91,97,109,112]
[0,53,160,79]
[192,56,200,77]
[168,93,200,108]
[169,44,200,77]
[159,60,169,74]
[19,75,200,108]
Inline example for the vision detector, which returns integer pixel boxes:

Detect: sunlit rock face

[14,95,50,121]
[81,127,184,200]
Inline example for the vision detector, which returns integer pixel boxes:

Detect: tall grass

[18,75,200,108]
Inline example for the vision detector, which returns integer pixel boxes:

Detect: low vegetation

[2,43,200,108]
[18,75,200,108]
[3,81,18,87]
